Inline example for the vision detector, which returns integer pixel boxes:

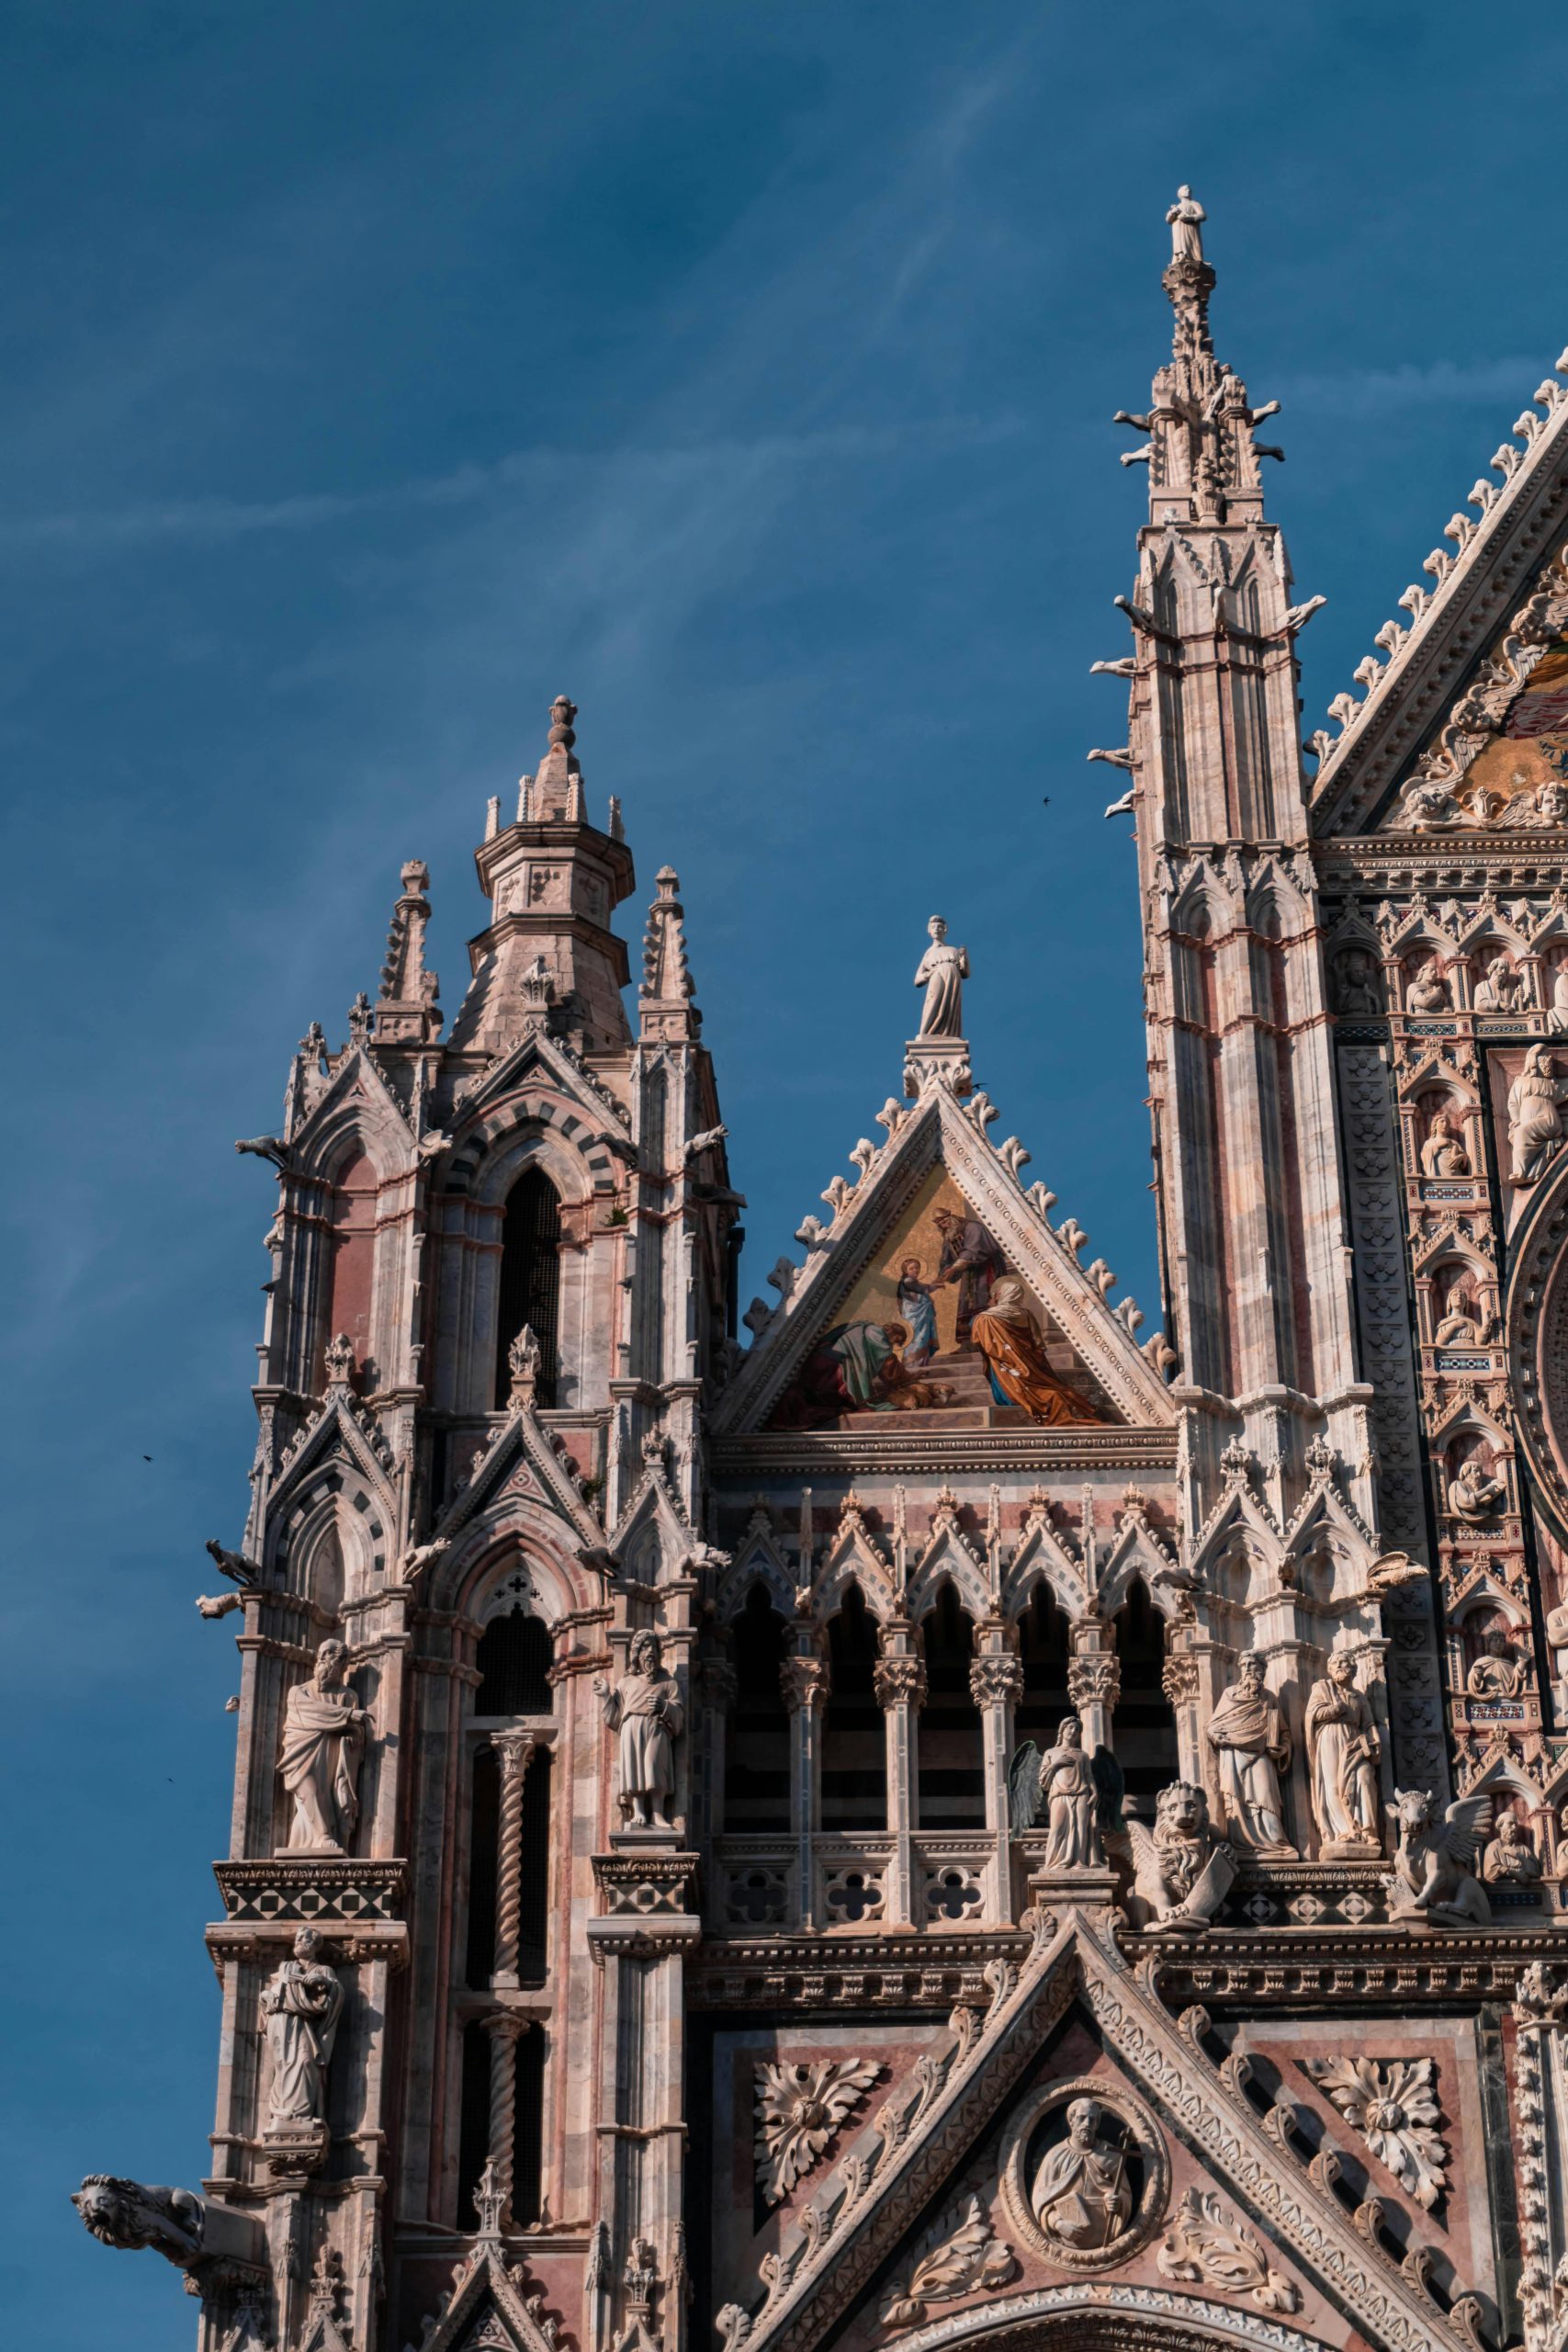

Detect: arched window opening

[478,1610,554,1715]
[494,1168,562,1408]
[918,1584,985,1829]
[465,1746,500,1989]
[1112,1578,1179,1806]
[327,1148,378,1382]
[822,1586,886,1832]
[1016,1583,1069,1745]
[457,2021,492,2225]
[517,1747,552,1984]
[513,2030,546,2226]
[725,1587,790,1834]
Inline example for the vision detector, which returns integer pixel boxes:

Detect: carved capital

[493,1728,537,1790]
[1162,1654,1201,1708]
[874,1655,927,1712]
[779,1657,829,1714]
[968,1655,1024,1710]
[1067,1653,1121,1711]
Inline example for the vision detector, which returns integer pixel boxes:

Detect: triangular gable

[288,1035,421,1170]
[448,1026,632,1152]
[404,2244,561,2352]
[433,1399,606,1555]
[731,1908,1479,2352]
[715,1086,1174,1437]
[1309,350,1568,837]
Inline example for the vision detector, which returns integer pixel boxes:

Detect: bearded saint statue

[277,1638,370,1854]
[1032,2099,1134,2251]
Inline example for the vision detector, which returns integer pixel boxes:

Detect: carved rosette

[1303,2057,1448,2209]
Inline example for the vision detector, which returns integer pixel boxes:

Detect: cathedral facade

[74,193,1568,2352]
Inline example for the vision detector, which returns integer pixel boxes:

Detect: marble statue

[1333,949,1382,1014]
[1406,957,1449,1012]
[278,1637,369,1854]
[1385,1790,1492,1928]
[1433,1282,1483,1346]
[1009,1716,1122,1868]
[1031,2099,1133,2251]
[1474,956,1524,1012]
[260,1928,344,2134]
[1467,1627,1523,1700]
[1165,185,1206,263]
[1548,960,1568,1035]
[600,1630,683,1829]
[1419,1113,1470,1178]
[1483,1810,1541,1883]
[914,916,968,1039]
[1205,1656,1293,1853]
[1124,1781,1235,1932]
[1304,1653,1382,1853]
[73,2176,205,2266]
[1507,1045,1567,1182]
[1447,1456,1506,1522]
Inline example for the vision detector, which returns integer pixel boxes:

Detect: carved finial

[472,2157,506,2243]
[639,865,700,1038]
[547,694,577,753]
[376,860,441,1040]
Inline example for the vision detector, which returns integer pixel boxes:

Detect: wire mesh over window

[494,1168,562,1408]
[477,1611,553,1715]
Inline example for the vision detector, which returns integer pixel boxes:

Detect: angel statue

[1385,1788,1493,1928]
[1009,1716,1123,1869]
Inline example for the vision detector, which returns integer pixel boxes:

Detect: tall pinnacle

[1115,187,1283,526]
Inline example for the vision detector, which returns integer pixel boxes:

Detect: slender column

[968,1641,1023,1923]
[695,1657,739,1847]
[484,2011,528,2232]
[492,1730,537,1990]
[780,1655,829,1929]
[1066,1630,1121,1758]
[874,1621,925,1929]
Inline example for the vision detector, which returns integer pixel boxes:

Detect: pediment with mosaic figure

[1304,344,1568,839]
[715,1908,1482,2352]
[713,1080,1175,1438]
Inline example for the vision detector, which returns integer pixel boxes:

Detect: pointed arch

[822,1585,886,1833]
[918,1582,985,1830]
[726,1584,791,1834]
[494,1166,562,1408]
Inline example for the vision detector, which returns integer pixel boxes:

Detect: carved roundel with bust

[998,2075,1168,2273]
[1505,1173,1568,1535]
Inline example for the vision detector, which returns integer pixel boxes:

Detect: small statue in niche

[277,1637,369,1854]
[1405,956,1450,1012]
[1466,1626,1524,1701]
[1031,2098,1134,2252]
[1433,1278,1485,1347]
[1205,1655,1294,1854]
[913,915,969,1039]
[599,1630,683,1830]
[1304,1652,1382,1855]
[1333,949,1382,1015]
[259,1928,344,2164]
[1008,1714,1123,1868]
[1447,1454,1506,1523]
[1483,1809,1541,1883]
[1474,955,1525,1012]
[1548,958,1568,1035]
[1507,1045,1568,1184]
[1418,1112,1470,1179]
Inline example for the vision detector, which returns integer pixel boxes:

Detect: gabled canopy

[1308,348,1568,837]
[714,1082,1174,1438]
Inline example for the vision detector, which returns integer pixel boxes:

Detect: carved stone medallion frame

[998,2074,1168,2274]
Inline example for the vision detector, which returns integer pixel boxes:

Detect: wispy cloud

[1281,356,1550,418]
[0,416,1021,553]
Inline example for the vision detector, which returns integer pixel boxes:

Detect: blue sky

[6,4,1568,2340]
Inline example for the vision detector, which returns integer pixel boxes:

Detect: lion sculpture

[1385,1788,1493,1928]
[72,2176,205,2267]
[1124,1781,1235,1934]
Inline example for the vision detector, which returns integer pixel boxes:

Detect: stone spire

[448,694,636,1057]
[638,866,700,1041]
[1115,183,1283,531]
[373,860,442,1044]
[1109,191,1361,1504]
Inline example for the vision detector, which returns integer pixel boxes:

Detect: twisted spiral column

[484,2011,527,2232]
[491,1731,536,1990]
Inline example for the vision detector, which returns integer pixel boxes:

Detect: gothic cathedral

[75,191,1568,2352]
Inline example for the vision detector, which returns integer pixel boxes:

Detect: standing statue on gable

[914,916,969,1038]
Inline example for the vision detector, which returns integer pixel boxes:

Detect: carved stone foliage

[1157,2186,1302,2312]
[998,2076,1168,2274]
[878,2194,1015,2330]
[1302,2056,1449,2209]
[754,2059,883,2206]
